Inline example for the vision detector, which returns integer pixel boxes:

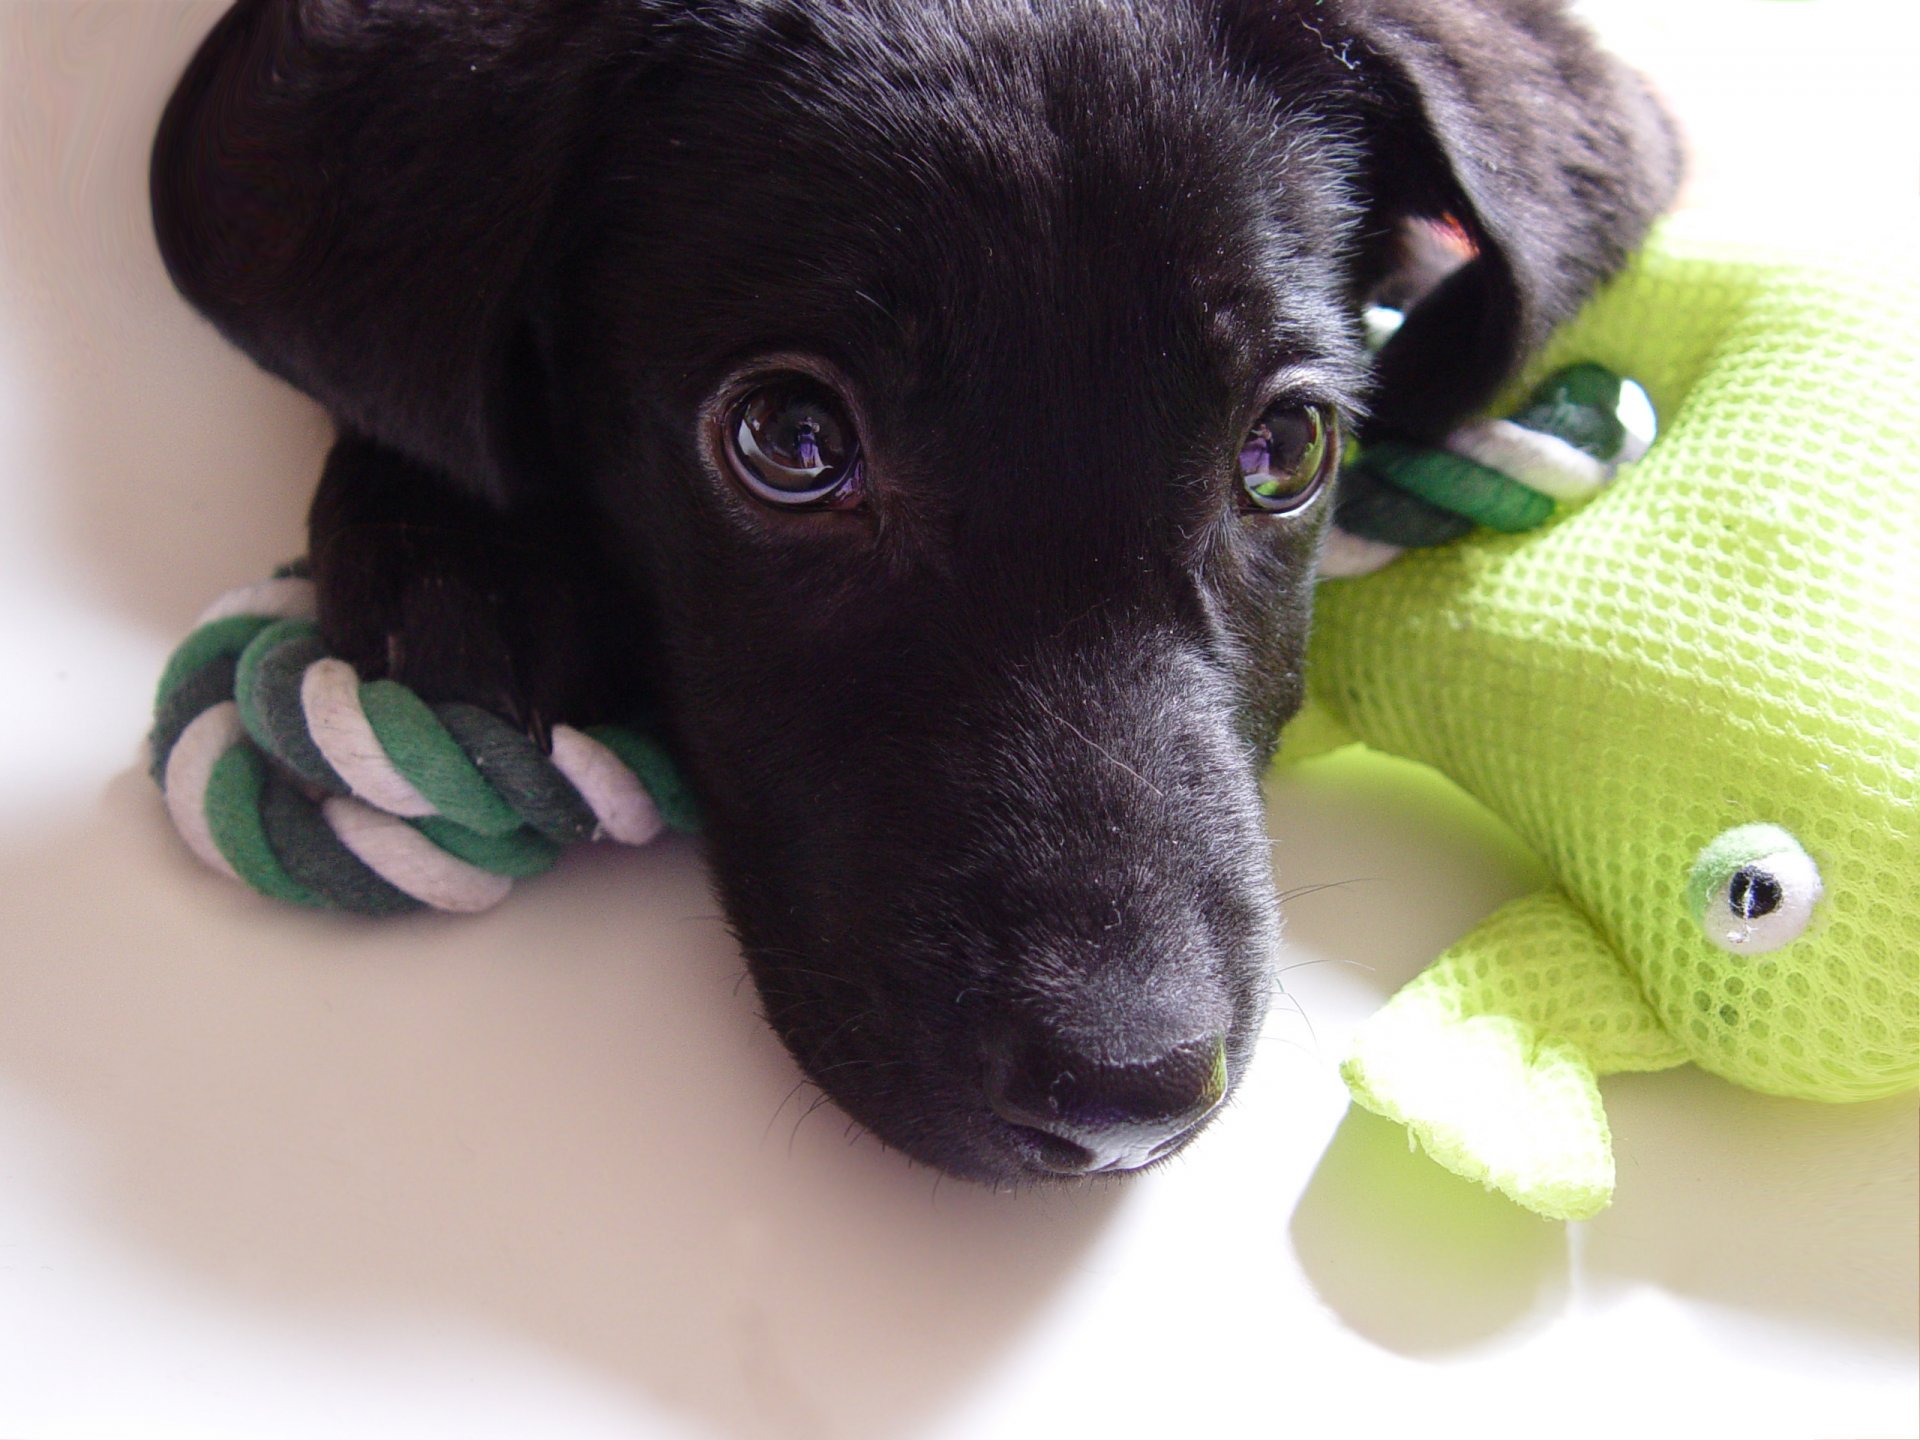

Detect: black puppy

[151,0,1679,1182]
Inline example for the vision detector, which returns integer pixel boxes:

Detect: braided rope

[1324,363,1656,577]
[149,571,697,916]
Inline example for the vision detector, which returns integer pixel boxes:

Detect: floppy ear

[1230,0,1681,439]
[1344,0,1681,436]
[150,0,661,505]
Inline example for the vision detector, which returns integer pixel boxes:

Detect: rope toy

[1322,362,1656,577]
[149,568,697,916]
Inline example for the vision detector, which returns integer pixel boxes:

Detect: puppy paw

[312,530,573,734]
[305,437,615,738]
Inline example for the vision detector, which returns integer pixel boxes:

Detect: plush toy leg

[1340,890,1687,1220]
[1272,695,1360,765]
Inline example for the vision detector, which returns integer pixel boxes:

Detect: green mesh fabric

[1342,891,1688,1219]
[1308,224,1920,1109]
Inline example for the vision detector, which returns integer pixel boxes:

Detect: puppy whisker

[1275,953,1376,975]
[763,1076,819,1142]
[1025,690,1167,801]
[789,1092,837,1154]
[1274,877,1377,905]
[1268,989,1322,1055]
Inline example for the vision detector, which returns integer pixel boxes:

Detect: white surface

[2,5,1915,1438]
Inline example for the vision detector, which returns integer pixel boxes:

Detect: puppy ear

[151,0,659,504]
[1246,0,1682,438]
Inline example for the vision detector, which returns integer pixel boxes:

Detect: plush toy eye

[1240,403,1339,513]
[723,378,863,508]
[1687,823,1824,956]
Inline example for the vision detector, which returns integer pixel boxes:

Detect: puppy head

[153,0,1678,1180]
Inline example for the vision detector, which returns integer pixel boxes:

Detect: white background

[1,3,1915,1437]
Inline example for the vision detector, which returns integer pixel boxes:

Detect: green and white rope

[149,570,697,916]
[1324,363,1656,577]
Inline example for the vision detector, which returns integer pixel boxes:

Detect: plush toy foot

[1342,1000,1615,1221]
[1340,889,1687,1221]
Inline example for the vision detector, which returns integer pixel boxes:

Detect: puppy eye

[724,378,864,508]
[1239,402,1338,513]
[1239,402,1339,514]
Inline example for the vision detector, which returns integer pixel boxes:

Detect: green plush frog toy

[1293,225,1920,1220]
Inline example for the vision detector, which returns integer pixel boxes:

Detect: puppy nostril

[984,1029,1229,1173]
[1007,1127,1099,1175]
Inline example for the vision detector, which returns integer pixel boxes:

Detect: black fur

[151,0,1679,1182]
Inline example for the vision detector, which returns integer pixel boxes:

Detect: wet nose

[984,1027,1229,1174]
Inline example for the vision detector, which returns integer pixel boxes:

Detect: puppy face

[153,0,1679,1181]
[543,3,1363,1177]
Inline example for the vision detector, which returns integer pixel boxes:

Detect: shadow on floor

[0,772,1121,1439]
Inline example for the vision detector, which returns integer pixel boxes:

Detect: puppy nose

[984,1028,1228,1174]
